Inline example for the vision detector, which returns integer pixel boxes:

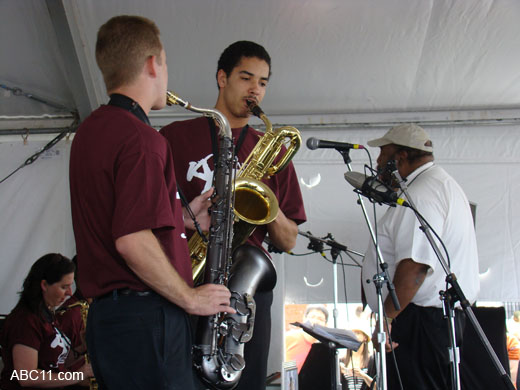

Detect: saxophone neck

[166,90,231,139]
[211,111,232,140]
[247,101,272,133]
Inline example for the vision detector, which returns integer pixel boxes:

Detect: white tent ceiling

[1,0,520,310]
[3,0,520,130]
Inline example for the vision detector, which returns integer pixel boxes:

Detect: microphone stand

[389,164,515,390]
[299,230,363,390]
[338,148,400,390]
[299,231,364,327]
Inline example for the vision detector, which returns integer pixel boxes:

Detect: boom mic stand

[389,162,515,390]
[337,148,400,390]
[298,230,364,328]
[299,230,363,390]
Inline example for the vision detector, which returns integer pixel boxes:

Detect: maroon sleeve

[8,311,43,351]
[274,160,307,226]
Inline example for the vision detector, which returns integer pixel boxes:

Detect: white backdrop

[0,139,75,314]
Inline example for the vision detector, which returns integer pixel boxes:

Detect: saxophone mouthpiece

[166,91,178,106]
[247,99,264,118]
[166,90,189,109]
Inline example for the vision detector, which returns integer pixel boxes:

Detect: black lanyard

[207,117,248,166]
[108,93,150,126]
[42,306,72,349]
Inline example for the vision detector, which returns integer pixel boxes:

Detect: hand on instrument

[186,283,236,316]
[183,187,214,232]
[372,319,398,353]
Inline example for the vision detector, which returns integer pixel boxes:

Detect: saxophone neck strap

[108,93,151,126]
[207,117,248,165]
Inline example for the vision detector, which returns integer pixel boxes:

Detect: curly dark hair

[216,40,271,88]
[13,253,75,316]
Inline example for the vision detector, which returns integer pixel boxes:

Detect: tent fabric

[3,0,520,124]
[0,1,74,117]
[0,140,75,314]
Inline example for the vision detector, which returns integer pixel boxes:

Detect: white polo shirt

[362,162,480,310]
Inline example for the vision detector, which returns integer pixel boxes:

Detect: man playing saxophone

[161,40,307,390]
[69,15,234,390]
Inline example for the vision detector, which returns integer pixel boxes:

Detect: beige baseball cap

[367,123,433,152]
[349,321,372,342]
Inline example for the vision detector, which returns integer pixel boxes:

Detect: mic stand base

[442,275,515,390]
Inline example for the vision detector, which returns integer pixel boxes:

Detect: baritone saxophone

[188,100,302,282]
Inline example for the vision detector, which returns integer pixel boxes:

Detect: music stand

[294,322,361,390]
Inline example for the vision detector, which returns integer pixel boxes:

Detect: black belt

[96,288,154,301]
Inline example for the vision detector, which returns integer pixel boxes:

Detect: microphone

[344,171,409,207]
[307,137,365,151]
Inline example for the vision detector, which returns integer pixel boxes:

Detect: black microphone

[344,171,409,207]
[306,137,365,151]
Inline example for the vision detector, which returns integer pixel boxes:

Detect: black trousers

[386,303,466,390]
[87,291,195,390]
[234,289,273,390]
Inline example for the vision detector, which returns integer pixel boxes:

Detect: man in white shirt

[361,124,480,389]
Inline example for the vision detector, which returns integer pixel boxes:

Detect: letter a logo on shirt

[187,154,214,193]
[50,326,71,367]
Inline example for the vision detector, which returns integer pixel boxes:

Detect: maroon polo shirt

[70,104,192,298]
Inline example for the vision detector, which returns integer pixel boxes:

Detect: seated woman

[0,253,93,389]
[340,326,375,390]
